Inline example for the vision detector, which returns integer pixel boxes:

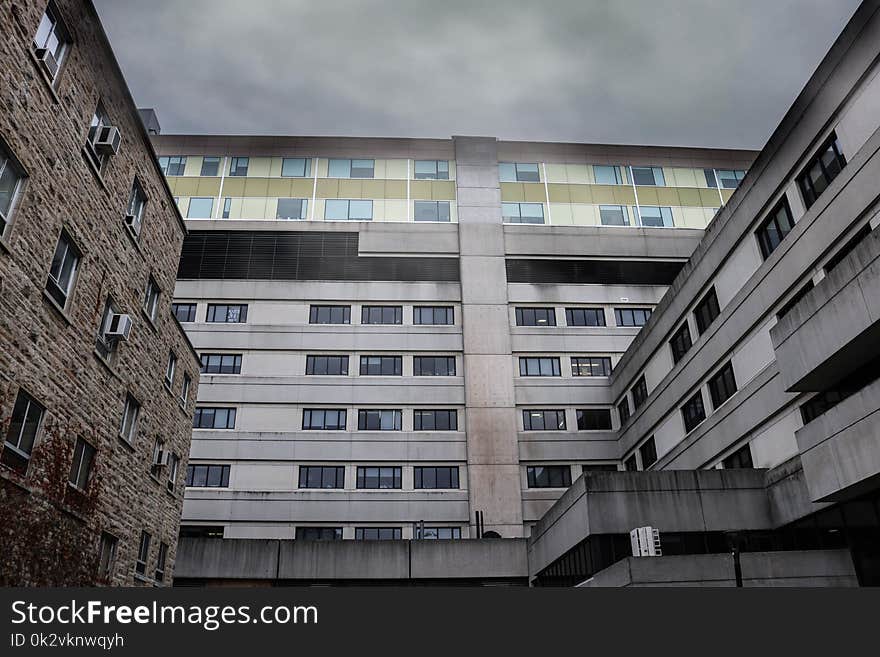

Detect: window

[328,159,374,179]
[777,281,814,320]
[669,323,693,365]
[576,409,612,431]
[756,199,795,259]
[631,376,648,410]
[154,543,168,583]
[797,134,846,209]
[167,452,180,493]
[414,356,456,376]
[125,178,147,238]
[229,157,249,176]
[45,230,80,308]
[221,197,231,219]
[515,307,556,326]
[94,298,119,361]
[635,206,674,228]
[282,157,311,177]
[356,527,402,540]
[522,409,566,431]
[798,354,880,425]
[172,303,197,322]
[192,407,236,429]
[414,160,449,180]
[639,437,658,468]
[164,352,177,388]
[359,356,402,376]
[571,356,612,377]
[617,398,631,424]
[415,527,461,540]
[708,362,737,409]
[306,355,349,376]
[631,166,665,186]
[200,157,220,176]
[0,143,25,238]
[119,394,140,444]
[624,455,638,471]
[180,374,191,407]
[187,197,214,219]
[2,390,44,470]
[150,438,165,479]
[143,276,160,322]
[599,205,629,226]
[302,409,347,430]
[705,169,746,189]
[518,357,561,377]
[206,304,248,323]
[97,533,118,579]
[414,466,459,489]
[158,156,186,176]
[178,526,225,538]
[824,224,873,274]
[594,165,623,185]
[414,200,451,222]
[527,465,571,488]
[357,409,402,431]
[85,103,112,171]
[309,305,350,324]
[565,307,606,327]
[413,410,458,431]
[693,288,720,335]
[356,466,402,489]
[200,353,242,374]
[324,199,373,221]
[501,202,544,224]
[296,527,342,541]
[361,305,402,324]
[722,444,754,469]
[299,465,345,489]
[681,391,706,433]
[499,162,540,182]
[33,2,70,80]
[414,306,453,325]
[185,464,231,487]
[614,307,652,327]
[135,531,150,576]
[582,463,619,472]
[276,198,307,220]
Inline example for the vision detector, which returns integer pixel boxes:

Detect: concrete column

[453,136,524,537]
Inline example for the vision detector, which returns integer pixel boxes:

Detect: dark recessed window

[357,409,402,431]
[681,391,706,433]
[2,389,44,471]
[414,466,459,489]
[68,437,96,490]
[414,306,454,325]
[309,305,350,324]
[518,357,561,377]
[356,466,402,489]
[200,156,221,176]
[206,304,248,323]
[571,356,612,377]
[200,353,242,375]
[708,362,738,409]
[229,157,249,177]
[565,307,606,326]
[798,353,880,425]
[797,133,846,209]
[776,281,814,320]
[413,410,458,431]
[414,201,451,222]
[142,276,160,322]
[515,307,556,326]
[414,356,456,376]
[186,464,230,487]
[193,407,236,429]
[221,197,231,218]
[282,157,311,177]
[722,443,754,469]
[617,398,631,424]
[414,160,449,180]
[305,355,349,376]
[276,198,307,220]
[522,409,566,431]
[576,409,613,431]
[669,322,693,365]
[527,465,572,488]
[296,527,342,541]
[502,202,544,224]
[631,376,648,410]
[415,527,461,540]
[624,455,638,471]
[361,305,402,324]
[756,199,795,259]
[599,205,629,226]
[499,162,540,182]
[0,142,26,238]
[135,531,150,576]
[154,543,168,583]
[824,224,873,274]
[299,465,345,489]
[45,230,80,309]
[639,436,657,468]
[631,166,665,186]
[614,307,652,327]
[302,409,347,430]
[359,356,402,376]
[172,303,197,322]
[582,463,619,472]
[693,288,720,335]
[355,527,402,540]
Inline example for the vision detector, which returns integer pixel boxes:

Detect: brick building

[0,0,198,585]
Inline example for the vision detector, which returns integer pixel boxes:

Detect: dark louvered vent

[178,231,459,282]
[505,258,684,285]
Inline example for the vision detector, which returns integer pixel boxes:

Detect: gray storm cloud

[94,0,859,148]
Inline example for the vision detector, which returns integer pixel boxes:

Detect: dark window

[229,157,249,176]
[186,464,231,487]
[693,288,720,335]
[142,276,160,321]
[527,465,572,488]
[515,307,556,326]
[722,444,754,469]
[299,465,345,489]
[302,409,347,430]
[306,355,349,376]
[97,532,118,578]
[206,304,248,323]
[624,455,638,471]
[681,392,706,433]
[178,526,224,538]
[309,305,350,324]
[414,160,449,180]
[565,307,606,326]
[797,134,846,209]
[571,356,612,377]
[631,376,648,410]
[824,224,873,274]
[2,390,44,469]
[192,407,236,429]
[636,206,674,228]
[135,531,150,576]
[414,466,459,489]
[361,305,402,324]
[415,526,461,540]
[617,398,631,424]
[614,307,652,327]
[281,157,311,177]
[631,166,665,186]
[518,357,561,377]
[296,527,342,541]
[576,409,613,431]
[68,437,95,490]
[221,197,231,218]
[154,543,168,583]
[756,199,795,259]
[356,466,402,489]
[708,362,738,409]
[499,162,540,182]
[355,527,402,540]
[669,323,693,364]
[0,142,26,238]
[599,205,629,226]
[413,306,454,325]
[522,409,566,431]
[200,156,220,176]
[125,178,147,239]
[799,354,880,425]
[172,303,197,322]
[777,281,814,320]
[582,463,619,472]
[639,436,658,468]
[276,198,307,220]
[45,230,80,308]
[119,394,140,445]
[159,156,186,176]
[357,409,402,431]
[414,201,451,222]
[359,356,402,376]
[502,202,544,224]
[413,410,458,431]
[200,353,242,374]
[414,356,456,376]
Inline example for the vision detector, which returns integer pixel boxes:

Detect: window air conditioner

[105,313,133,341]
[34,48,59,79]
[94,126,122,156]
[630,526,662,557]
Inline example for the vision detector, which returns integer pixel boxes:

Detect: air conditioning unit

[123,213,140,236]
[630,526,662,557]
[34,48,59,79]
[94,126,122,156]
[105,313,133,341]
[155,450,172,467]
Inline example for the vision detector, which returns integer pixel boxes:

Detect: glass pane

[515,163,540,182]
[594,165,620,185]
[414,201,438,221]
[498,163,516,182]
[187,198,213,218]
[327,159,351,178]
[324,199,348,220]
[600,205,627,226]
[349,200,372,220]
[282,158,308,177]
[277,198,304,220]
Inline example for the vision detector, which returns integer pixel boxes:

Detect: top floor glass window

[502,202,544,224]
[328,159,374,179]
[756,199,794,260]
[206,304,248,323]
[0,143,26,238]
[414,160,449,180]
[705,169,746,189]
[33,2,70,80]
[499,162,540,183]
[630,166,665,186]
[594,165,624,185]
[200,157,220,176]
[310,305,350,324]
[282,157,311,177]
[515,307,556,326]
[361,306,402,325]
[797,134,846,209]
[229,157,249,177]
[413,306,453,325]
[159,156,186,176]
[614,307,652,327]
[565,307,606,327]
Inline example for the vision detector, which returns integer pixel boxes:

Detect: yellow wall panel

[699,188,723,206]
[183,156,202,177]
[678,207,709,229]
[431,181,456,200]
[546,183,571,203]
[612,186,636,205]
[337,179,364,198]
[544,163,569,183]
[384,180,407,199]
[268,158,283,177]
[568,184,593,204]
[636,187,659,205]
[384,159,409,180]
[571,204,598,226]
[241,197,268,219]
[568,164,591,184]
[410,181,430,200]
[228,198,244,219]
[654,187,681,207]
[590,185,618,205]
[196,178,222,196]
[384,200,408,221]
[291,179,314,197]
[523,183,547,203]
[221,178,245,196]
[447,161,457,181]
[548,203,573,225]
[243,178,270,197]
[360,180,385,199]
[501,183,525,202]
[669,167,699,188]
[172,178,201,197]
[316,179,339,198]
[166,178,180,194]
[266,198,279,220]
[676,188,704,207]
[248,157,272,177]
[448,203,458,223]
[720,189,735,203]
[266,179,293,197]
[312,198,325,221]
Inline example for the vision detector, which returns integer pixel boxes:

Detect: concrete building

[0,0,199,585]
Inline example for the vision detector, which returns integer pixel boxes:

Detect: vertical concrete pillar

[453,136,524,537]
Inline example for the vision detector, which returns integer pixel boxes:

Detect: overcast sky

[94,0,860,149]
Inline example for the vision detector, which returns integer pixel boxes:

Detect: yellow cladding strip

[528,182,724,208]
[175,177,445,200]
